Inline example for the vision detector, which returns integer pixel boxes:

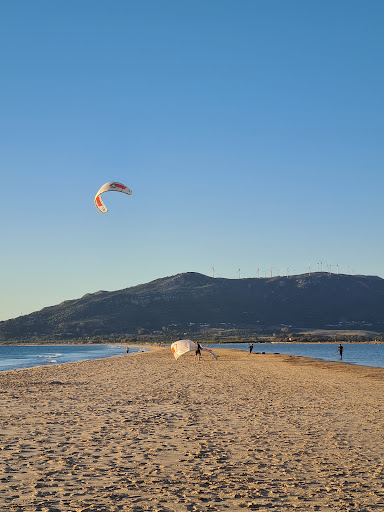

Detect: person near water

[195,342,202,361]
[249,343,254,354]
[338,344,343,359]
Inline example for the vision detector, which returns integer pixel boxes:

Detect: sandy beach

[1,347,384,511]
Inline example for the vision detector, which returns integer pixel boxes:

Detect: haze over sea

[1,343,383,372]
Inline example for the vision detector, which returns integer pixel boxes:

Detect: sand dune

[1,347,383,511]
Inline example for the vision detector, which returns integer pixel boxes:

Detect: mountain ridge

[1,272,383,341]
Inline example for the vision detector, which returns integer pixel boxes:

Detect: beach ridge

[1,347,383,511]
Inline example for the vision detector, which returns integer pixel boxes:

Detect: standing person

[249,343,254,354]
[195,342,202,362]
[338,343,344,360]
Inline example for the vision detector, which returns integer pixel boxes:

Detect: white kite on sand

[171,339,217,360]
[171,339,196,360]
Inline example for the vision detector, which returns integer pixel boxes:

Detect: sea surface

[209,342,384,368]
[1,343,383,372]
[0,344,147,372]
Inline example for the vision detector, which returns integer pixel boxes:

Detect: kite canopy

[171,339,196,360]
[94,181,132,213]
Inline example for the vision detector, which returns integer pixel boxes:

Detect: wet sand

[1,347,384,511]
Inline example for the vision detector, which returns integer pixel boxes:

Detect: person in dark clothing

[338,344,344,359]
[195,342,202,361]
[249,343,254,354]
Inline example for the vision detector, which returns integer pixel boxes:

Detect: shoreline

[0,348,383,375]
[1,348,383,510]
[1,341,384,373]
[0,344,152,375]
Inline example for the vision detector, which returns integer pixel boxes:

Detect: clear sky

[1,0,383,321]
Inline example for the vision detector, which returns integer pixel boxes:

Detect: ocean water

[0,344,147,372]
[210,343,384,368]
[1,343,383,372]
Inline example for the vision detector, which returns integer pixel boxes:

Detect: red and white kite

[94,181,132,213]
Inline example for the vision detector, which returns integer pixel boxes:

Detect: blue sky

[1,0,383,321]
